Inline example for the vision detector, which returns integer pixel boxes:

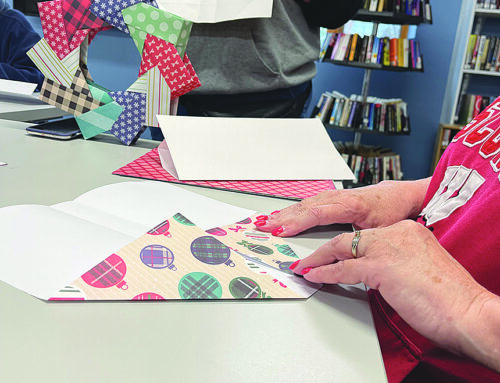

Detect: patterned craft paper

[90,0,158,34]
[50,214,321,300]
[61,0,108,43]
[140,34,201,98]
[109,91,148,145]
[27,39,76,88]
[30,0,199,145]
[122,2,192,56]
[145,67,171,127]
[39,69,104,116]
[38,0,91,60]
[112,148,336,200]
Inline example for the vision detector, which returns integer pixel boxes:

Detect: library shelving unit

[430,123,462,173]
[441,0,500,126]
[320,0,432,148]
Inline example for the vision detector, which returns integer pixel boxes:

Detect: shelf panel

[474,8,500,18]
[463,69,500,77]
[352,10,430,25]
[323,59,424,73]
[325,124,410,136]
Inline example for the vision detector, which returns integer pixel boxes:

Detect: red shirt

[369,97,500,382]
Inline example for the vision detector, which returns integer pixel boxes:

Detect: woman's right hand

[256,178,431,237]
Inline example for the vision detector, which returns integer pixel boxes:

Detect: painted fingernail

[271,210,280,215]
[289,260,300,270]
[254,220,267,227]
[301,268,312,275]
[272,226,284,236]
[256,215,269,220]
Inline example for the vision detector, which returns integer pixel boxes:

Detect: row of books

[464,35,500,72]
[476,0,500,9]
[334,143,403,184]
[441,127,461,147]
[311,92,410,134]
[455,93,497,125]
[321,32,422,70]
[361,0,429,17]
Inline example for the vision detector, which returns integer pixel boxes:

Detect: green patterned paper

[122,3,192,55]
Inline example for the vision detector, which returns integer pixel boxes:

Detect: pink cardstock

[112,148,336,200]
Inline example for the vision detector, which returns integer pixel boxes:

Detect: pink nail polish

[301,268,312,275]
[272,226,284,236]
[256,215,269,221]
[254,220,267,227]
[289,260,300,270]
[271,210,280,215]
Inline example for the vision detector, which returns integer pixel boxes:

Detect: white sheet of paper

[157,116,356,181]
[155,0,273,23]
[0,79,37,98]
[0,181,255,300]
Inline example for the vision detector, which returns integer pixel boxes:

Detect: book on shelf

[312,92,410,134]
[323,32,423,70]
[476,0,500,9]
[335,142,403,185]
[465,34,500,72]
[455,93,498,124]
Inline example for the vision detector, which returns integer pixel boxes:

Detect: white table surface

[0,119,387,383]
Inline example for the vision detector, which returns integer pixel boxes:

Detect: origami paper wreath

[27,0,201,145]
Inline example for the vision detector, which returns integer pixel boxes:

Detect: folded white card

[0,79,37,97]
[157,115,356,181]
[155,0,273,23]
[0,181,255,300]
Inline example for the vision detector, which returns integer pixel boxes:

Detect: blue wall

[21,1,462,178]
[307,2,463,180]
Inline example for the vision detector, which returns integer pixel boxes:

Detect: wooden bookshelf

[430,123,463,173]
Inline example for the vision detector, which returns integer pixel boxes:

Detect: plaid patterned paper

[62,0,108,42]
[140,245,174,269]
[40,69,104,116]
[190,236,232,265]
[178,273,222,299]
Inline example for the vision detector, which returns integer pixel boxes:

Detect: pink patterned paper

[112,148,335,200]
[139,35,201,98]
[38,0,90,60]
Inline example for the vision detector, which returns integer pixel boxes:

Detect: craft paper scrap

[112,147,336,200]
[155,0,273,23]
[61,0,108,43]
[39,69,104,116]
[157,116,356,181]
[38,0,91,60]
[109,91,148,145]
[145,67,171,127]
[89,0,157,34]
[139,34,201,98]
[122,2,193,56]
[50,213,320,300]
[0,181,255,300]
[27,39,75,88]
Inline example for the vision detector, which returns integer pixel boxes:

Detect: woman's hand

[290,220,500,373]
[255,178,431,237]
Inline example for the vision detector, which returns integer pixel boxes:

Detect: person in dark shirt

[0,0,44,88]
